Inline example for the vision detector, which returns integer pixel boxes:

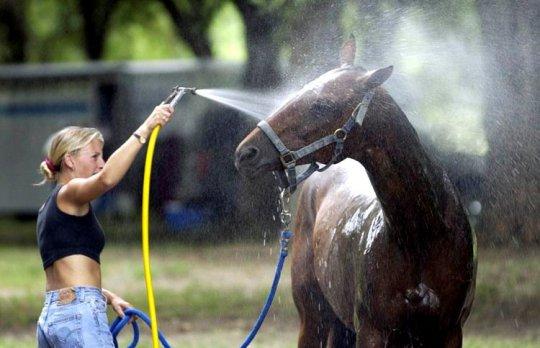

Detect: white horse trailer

[0,60,243,215]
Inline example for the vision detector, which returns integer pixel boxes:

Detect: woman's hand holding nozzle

[136,104,174,139]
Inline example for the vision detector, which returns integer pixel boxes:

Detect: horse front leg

[292,232,333,347]
[443,327,463,348]
[327,317,356,348]
[293,270,334,347]
[354,311,386,348]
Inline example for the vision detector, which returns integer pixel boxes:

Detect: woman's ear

[63,153,75,171]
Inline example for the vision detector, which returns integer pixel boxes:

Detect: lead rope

[240,189,294,347]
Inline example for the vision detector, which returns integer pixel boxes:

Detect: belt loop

[50,290,56,305]
[74,287,82,302]
[46,289,56,306]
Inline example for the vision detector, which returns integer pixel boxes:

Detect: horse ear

[340,34,356,66]
[366,65,393,89]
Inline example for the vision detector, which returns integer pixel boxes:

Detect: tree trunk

[477,0,539,244]
[77,0,119,60]
[0,0,27,63]
[233,0,282,88]
[157,0,213,58]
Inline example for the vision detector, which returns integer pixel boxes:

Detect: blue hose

[110,308,171,348]
[110,230,293,348]
[240,230,293,348]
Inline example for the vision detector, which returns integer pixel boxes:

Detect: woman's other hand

[102,288,132,318]
[110,295,132,318]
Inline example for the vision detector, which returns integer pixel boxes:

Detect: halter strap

[257,89,376,193]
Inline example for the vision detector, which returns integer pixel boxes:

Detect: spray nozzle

[180,87,197,95]
[162,86,197,108]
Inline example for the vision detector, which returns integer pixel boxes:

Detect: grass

[1,327,538,348]
[0,239,538,347]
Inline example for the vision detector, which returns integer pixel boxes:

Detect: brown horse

[235,39,476,347]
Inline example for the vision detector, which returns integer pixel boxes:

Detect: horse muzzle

[234,145,260,177]
[234,145,281,178]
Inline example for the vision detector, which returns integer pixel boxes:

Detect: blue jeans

[36,286,114,347]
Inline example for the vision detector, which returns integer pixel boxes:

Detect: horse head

[235,37,393,190]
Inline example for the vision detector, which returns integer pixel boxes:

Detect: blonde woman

[35,104,174,347]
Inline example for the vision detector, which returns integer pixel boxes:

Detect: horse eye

[310,100,336,118]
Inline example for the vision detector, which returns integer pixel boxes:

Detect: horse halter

[257,88,376,193]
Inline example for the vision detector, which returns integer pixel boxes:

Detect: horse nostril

[239,146,259,164]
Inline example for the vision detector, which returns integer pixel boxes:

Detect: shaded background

[0,0,537,243]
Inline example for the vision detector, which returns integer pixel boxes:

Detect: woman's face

[70,139,105,178]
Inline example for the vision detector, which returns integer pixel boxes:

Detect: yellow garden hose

[140,87,195,347]
[142,124,162,348]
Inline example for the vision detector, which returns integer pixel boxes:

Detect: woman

[35,104,174,347]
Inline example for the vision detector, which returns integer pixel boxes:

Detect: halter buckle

[334,128,347,140]
[280,152,297,167]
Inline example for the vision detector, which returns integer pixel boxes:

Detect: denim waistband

[44,286,104,305]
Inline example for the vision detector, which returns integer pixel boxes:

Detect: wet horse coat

[235,40,476,347]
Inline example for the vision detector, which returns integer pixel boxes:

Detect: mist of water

[194,88,283,120]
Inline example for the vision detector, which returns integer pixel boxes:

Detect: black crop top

[36,185,105,269]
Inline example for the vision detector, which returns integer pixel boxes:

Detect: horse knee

[443,327,463,348]
[354,318,385,348]
[297,317,331,348]
[327,319,356,348]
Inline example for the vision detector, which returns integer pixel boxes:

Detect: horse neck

[349,91,464,246]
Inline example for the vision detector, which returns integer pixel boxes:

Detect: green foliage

[209,2,246,61]
[26,0,86,62]
[464,335,540,348]
[377,2,486,155]
[18,0,248,62]
[104,0,193,60]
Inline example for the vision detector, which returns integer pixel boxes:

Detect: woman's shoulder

[56,182,91,216]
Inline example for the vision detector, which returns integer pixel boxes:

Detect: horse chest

[312,199,385,327]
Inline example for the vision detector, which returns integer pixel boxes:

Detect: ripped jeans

[36,286,114,348]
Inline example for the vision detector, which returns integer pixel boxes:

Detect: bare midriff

[44,255,101,291]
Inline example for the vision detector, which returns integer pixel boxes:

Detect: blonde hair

[36,126,104,185]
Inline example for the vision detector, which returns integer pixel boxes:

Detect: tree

[231,0,346,88]
[157,0,222,58]
[77,0,120,60]
[477,0,539,243]
[0,0,27,63]
[232,0,283,88]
